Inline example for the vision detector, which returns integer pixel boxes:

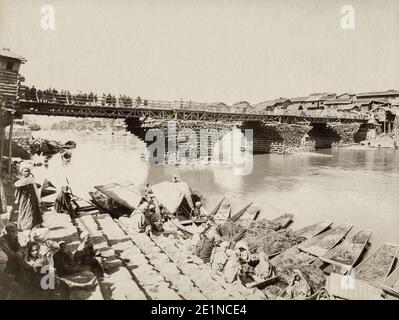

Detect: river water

[30,130,399,251]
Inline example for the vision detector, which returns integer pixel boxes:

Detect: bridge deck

[16,99,369,123]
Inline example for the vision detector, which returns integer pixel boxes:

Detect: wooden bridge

[16,96,370,124]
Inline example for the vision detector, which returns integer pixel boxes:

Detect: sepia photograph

[0,0,398,307]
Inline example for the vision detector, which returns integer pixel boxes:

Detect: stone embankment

[40,210,265,300]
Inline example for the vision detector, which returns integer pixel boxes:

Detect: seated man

[53,241,81,276]
[210,241,231,273]
[75,232,105,277]
[130,202,152,234]
[147,204,163,232]
[0,223,24,273]
[54,186,79,218]
[191,201,208,221]
[144,182,155,202]
[194,233,215,263]
[158,203,171,222]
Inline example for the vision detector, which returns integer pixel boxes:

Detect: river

[30,130,399,251]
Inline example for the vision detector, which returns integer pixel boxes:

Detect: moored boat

[228,202,253,222]
[89,181,143,218]
[295,221,333,240]
[381,267,399,297]
[351,242,398,288]
[320,229,372,274]
[298,223,353,257]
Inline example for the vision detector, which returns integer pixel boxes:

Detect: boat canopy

[94,181,142,210]
[151,181,194,213]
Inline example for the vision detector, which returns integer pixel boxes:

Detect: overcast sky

[1,0,398,104]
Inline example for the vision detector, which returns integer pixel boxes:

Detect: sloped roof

[357,90,399,98]
[324,99,352,105]
[233,101,252,107]
[306,93,335,102]
[337,105,360,111]
[255,98,291,108]
[0,48,26,62]
[355,98,389,105]
[286,104,304,111]
[290,97,308,103]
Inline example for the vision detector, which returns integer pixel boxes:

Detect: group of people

[20,86,148,108]
[191,222,274,287]
[0,221,103,299]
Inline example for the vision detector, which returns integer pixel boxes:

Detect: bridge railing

[18,88,369,120]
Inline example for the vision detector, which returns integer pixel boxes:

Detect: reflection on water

[32,130,399,249]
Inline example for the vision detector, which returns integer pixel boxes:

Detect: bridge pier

[326,122,363,146]
[125,117,232,163]
[242,121,312,154]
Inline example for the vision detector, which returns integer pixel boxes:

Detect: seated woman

[285,269,312,300]
[20,241,50,287]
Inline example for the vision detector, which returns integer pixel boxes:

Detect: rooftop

[0,48,27,62]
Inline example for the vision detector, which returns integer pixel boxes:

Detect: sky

[1,0,398,104]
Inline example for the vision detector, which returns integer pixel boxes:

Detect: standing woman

[14,166,43,231]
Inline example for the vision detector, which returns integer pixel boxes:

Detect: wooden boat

[245,274,279,290]
[381,268,399,297]
[270,213,294,230]
[169,218,194,239]
[228,202,253,222]
[270,245,316,267]
[320,229,372,273]
[237,206,261,229]
[208,197,225,217]
[295,221,333,240]
[89,191,132,218]
[40,179,57,198]
[306,288,334,300]
[298,223,353,257]
[351,243,398,288]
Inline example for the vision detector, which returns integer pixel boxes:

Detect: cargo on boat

[381,267,399,297]
[320,229,372,273]
[351,242,398,288]
[298,223,353,257]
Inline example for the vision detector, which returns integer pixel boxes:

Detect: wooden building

[0,48,26,174]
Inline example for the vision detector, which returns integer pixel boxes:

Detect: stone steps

[42,211,104,300]
[94,214,184,300]
[76,213,147,300]
[117,217,265,300]
[42,210,265,300]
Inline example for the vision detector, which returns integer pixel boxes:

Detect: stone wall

[327,122,361,146]
[242,122,311,154]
